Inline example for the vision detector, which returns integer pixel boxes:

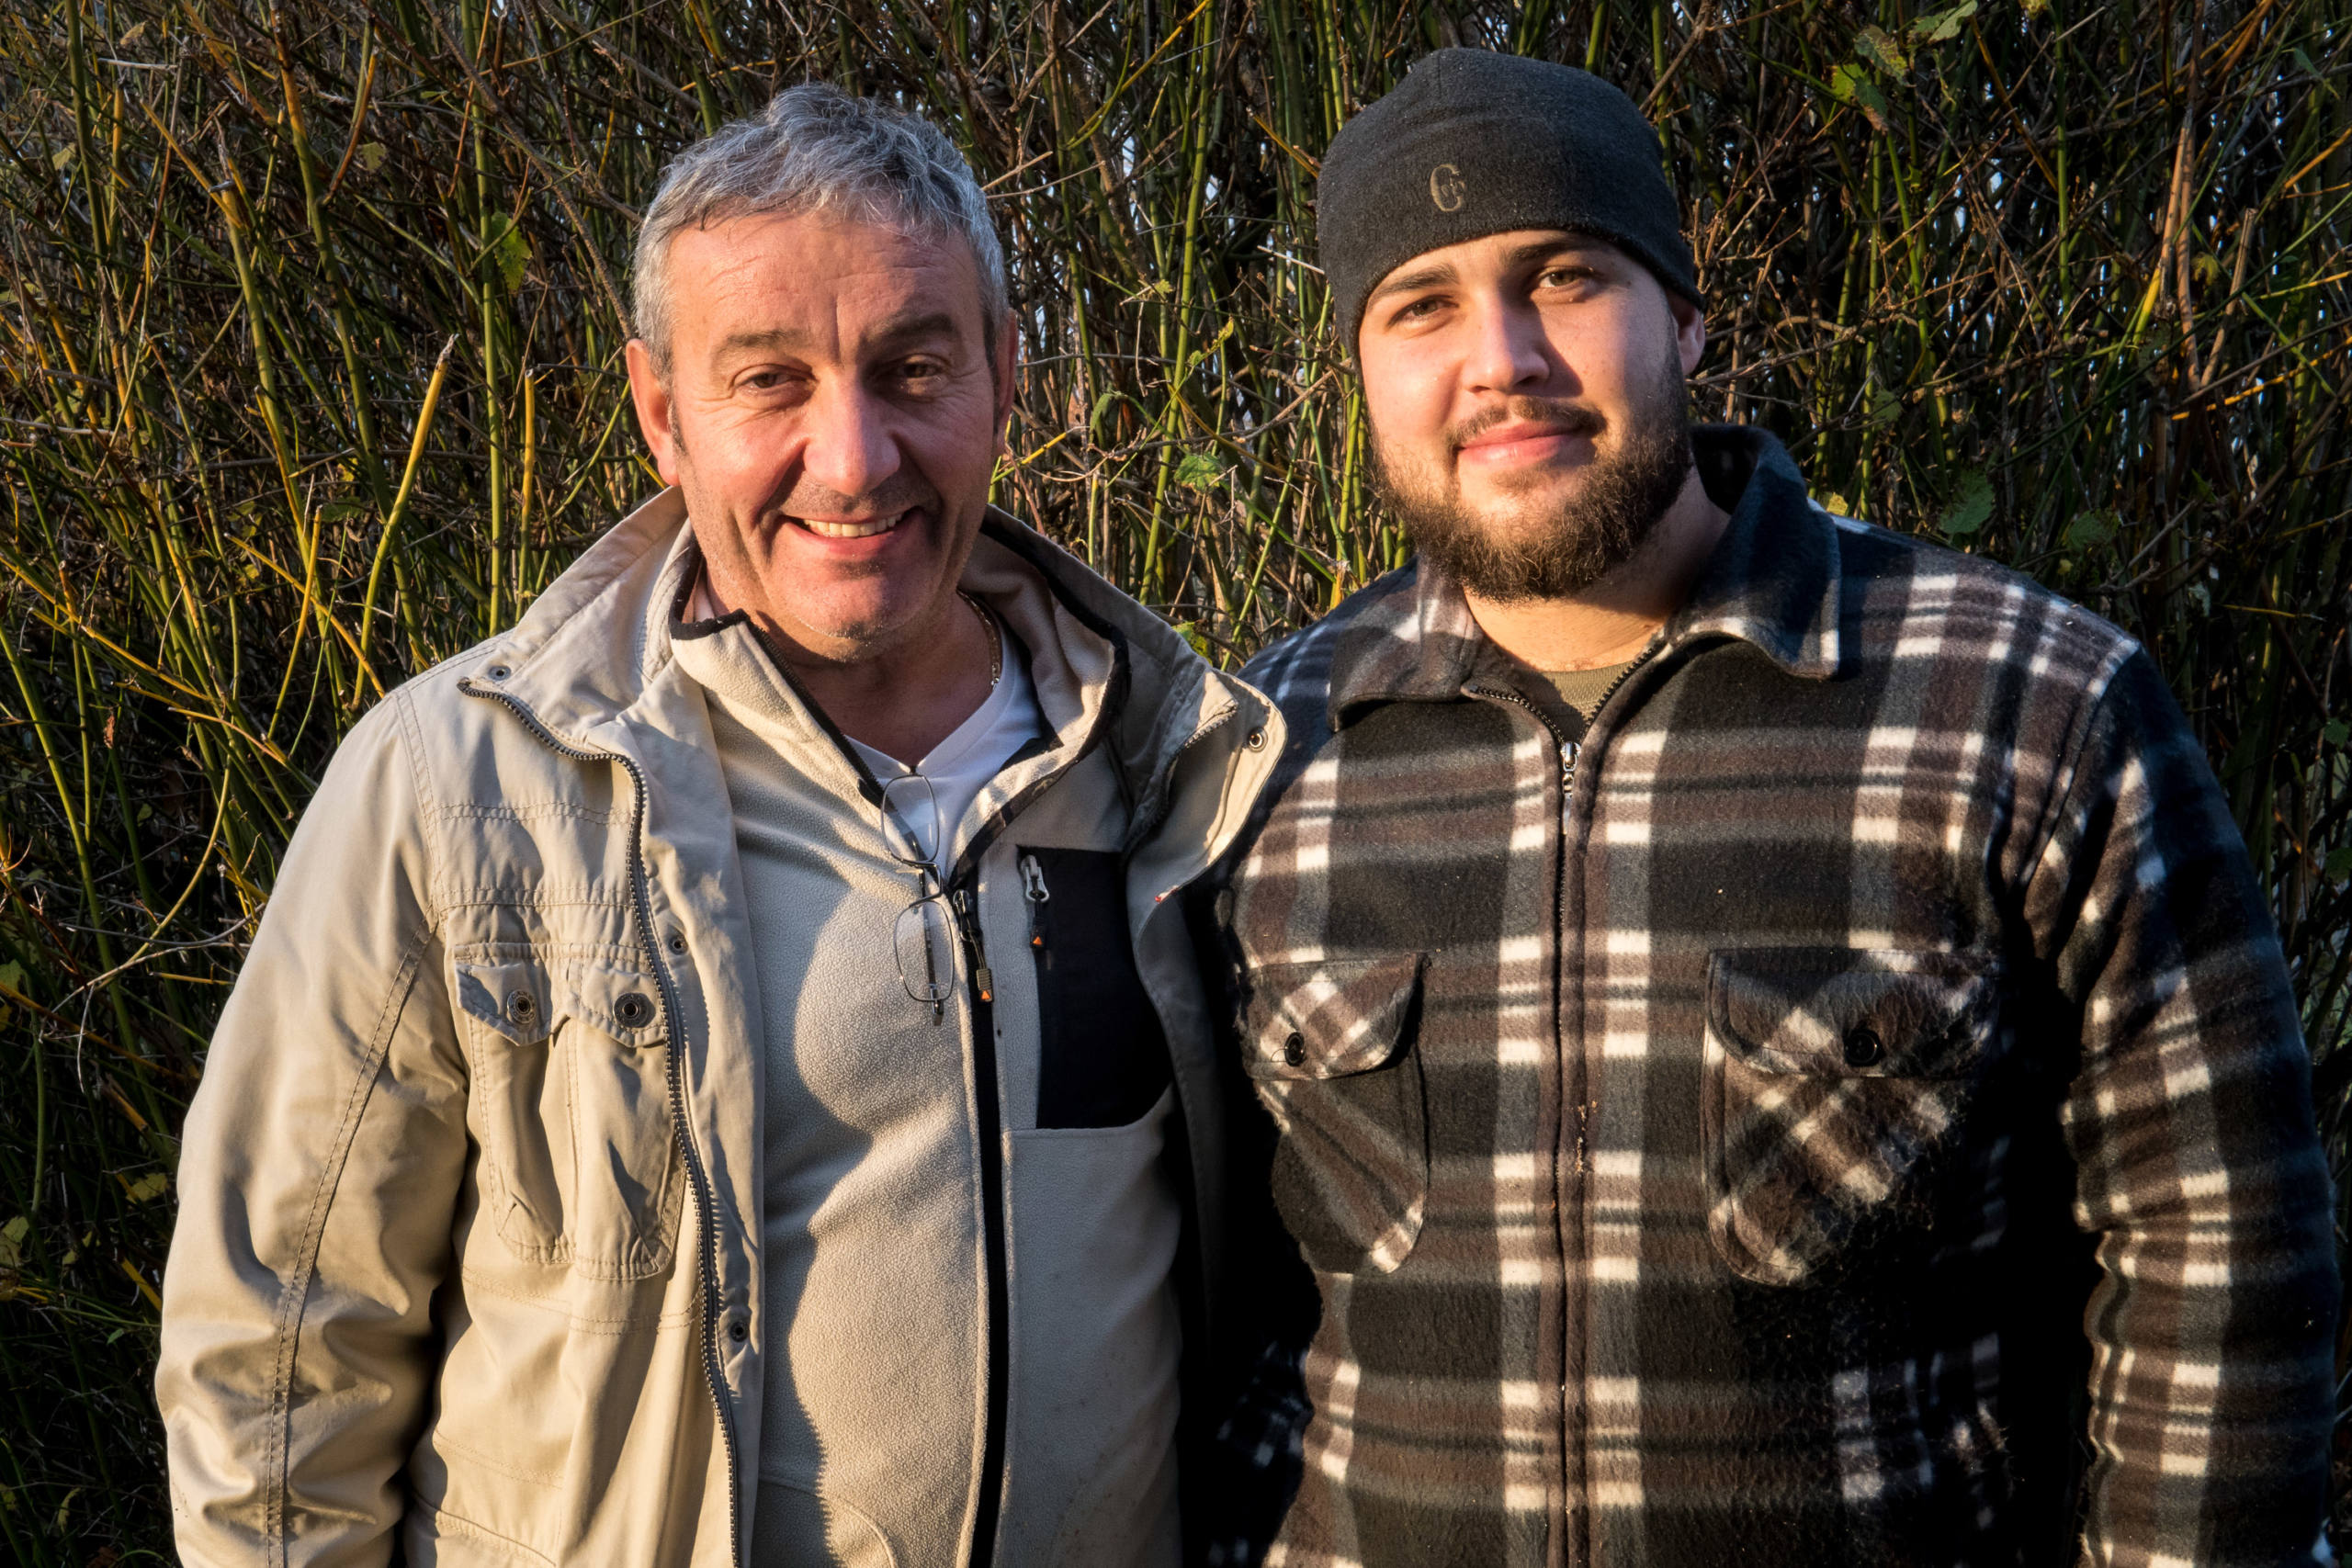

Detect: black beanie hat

[1317,50,1698,353]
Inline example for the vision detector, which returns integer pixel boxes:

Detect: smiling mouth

[791,507,917,540]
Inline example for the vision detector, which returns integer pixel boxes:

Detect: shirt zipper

[461,679,743,1568]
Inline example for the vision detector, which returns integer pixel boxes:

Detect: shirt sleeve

[2027,648,2337,1566]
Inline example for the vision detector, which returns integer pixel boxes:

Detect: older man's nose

[797,381,902,502]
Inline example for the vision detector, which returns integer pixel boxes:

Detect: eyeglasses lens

[895,897,956,1003]
[879,773,941,870]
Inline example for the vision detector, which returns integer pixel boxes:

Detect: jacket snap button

[666,931,688,955]
[615,991,652,1028]
[1842,1025,1884,1069]
[727,1316,748,1343]
[1283,1031,1306,1066]
[504,989,537,1027]
[485,662,512,682]
[1245,728,1266,750]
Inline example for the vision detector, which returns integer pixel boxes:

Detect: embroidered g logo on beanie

[1429,163,1465,211]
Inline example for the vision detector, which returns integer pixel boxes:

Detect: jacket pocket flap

[1707,947,2000,1079]
[1243,953,1425,1078]
[453,945,664,1048]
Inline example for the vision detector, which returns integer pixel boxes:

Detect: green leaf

[1939,469,1994,537]
[125,1172,169,1203]
[1826,63,1895,131]
[1172,620,1213,660]
[1865,385,1903,429]
[51,144,75,172]
[1906,0,1978,48]
[480,215,529,294]
[2063,510,2119,550]
[1173,451,1227,491]
[316,499,368,523]
[355,141,390,175]
[1855,24,1910,74]
[2326,845,2352,884]
[2324,720,2349,747]
[0,1215,27,1269]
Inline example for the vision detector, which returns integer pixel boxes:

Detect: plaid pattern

[1215,426,2336,1567]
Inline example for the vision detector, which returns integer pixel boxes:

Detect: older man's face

[627,210,1012,657]
[1356,230,1704,601]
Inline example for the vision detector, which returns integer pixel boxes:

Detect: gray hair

[632,83,1007,372]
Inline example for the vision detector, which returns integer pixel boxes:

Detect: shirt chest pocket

[1702,946,2006,1287]
[451,945,682,1280]
[1241,953,1428,1276]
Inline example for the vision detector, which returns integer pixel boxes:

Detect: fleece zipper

[1464,642,1663,1568]
[460,677,743,1568]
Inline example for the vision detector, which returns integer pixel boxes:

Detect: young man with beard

[1212,49,2335,1567]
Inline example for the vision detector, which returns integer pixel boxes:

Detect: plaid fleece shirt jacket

[1213,426,2335,1567]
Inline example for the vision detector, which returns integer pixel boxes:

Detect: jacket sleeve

[157,690,469,1567]
[2027,649,2337,1566]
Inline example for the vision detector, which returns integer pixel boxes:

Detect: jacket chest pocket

[1702,946,2005,1287]
[452,944,682,1279]
[1240,953,1428,1275]
[1019,846,1173,1129]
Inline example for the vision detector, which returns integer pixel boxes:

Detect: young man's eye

[1536,265,1598,292]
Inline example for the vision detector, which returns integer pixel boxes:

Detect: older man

[158,85,1281,1567]
[1216,49,2335,1567]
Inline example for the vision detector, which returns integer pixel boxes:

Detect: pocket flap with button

[1708,947,2000,1080]
[452,947,665,1050]
[1702,946,2006,1287]
[1242,953,1426,1078]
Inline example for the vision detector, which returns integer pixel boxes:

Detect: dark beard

[1375,352,1696,603]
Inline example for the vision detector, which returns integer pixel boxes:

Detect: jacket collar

[1327,423,1841,729]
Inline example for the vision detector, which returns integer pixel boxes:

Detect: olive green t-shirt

[1543,661,1635,725]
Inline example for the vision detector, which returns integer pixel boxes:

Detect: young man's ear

[625,338,684,486]
[1670,294,1707,378]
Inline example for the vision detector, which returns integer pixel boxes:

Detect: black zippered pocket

[1018,846,1173,1129]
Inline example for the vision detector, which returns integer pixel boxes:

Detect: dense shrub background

[1,0,2346,1556]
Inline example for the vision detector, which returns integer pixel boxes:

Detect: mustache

[1449,398,1605,450]
[764,472,940,525]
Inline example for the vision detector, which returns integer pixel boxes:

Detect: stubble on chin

[1376,350,1697,604]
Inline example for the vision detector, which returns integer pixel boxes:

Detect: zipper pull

[1021,854,1050,953]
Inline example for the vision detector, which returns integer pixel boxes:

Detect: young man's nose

[797,379,903,503]
[1462,296,1553,398]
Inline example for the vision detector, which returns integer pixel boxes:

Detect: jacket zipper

[1020,853,1050,958]
[462,681,743,1568]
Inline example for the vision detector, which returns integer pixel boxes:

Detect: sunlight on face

[626,209,1012,656]
[1356,231,1704,599]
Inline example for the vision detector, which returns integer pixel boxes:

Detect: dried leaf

[1856,25,1910,75]
[126,1172,169,1203]
[355,141,390,175]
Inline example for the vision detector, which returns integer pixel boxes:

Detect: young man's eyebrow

[1502,233,1614,270]
[1367,259,1460,307]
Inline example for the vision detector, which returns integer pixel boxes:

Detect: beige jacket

[155,492,1283,1567]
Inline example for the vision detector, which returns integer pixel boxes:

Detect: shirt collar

[1326,423,1841,729]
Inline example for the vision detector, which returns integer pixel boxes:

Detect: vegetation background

[0,0,2346,1556]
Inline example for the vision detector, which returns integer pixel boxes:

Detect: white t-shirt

[848,637,1042,876]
